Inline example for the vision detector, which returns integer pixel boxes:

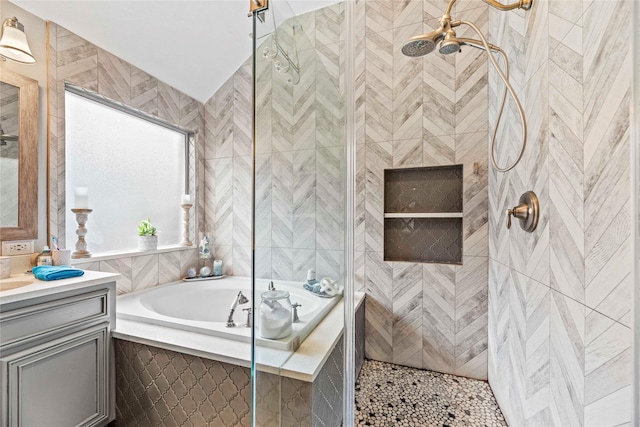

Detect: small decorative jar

[213,259,223,276]
[259,290,293,339]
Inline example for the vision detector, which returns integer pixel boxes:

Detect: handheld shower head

[401,28,444,57]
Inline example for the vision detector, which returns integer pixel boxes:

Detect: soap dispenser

[36,246,53,266]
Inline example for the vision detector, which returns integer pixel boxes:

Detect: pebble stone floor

[354,360,507,427]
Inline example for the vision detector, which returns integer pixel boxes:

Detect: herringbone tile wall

[486,0,633,425]
[357,0,490,379]
[203,4,346,281]
[47,22,203,294]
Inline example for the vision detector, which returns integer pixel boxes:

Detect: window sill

[70,245,196,265]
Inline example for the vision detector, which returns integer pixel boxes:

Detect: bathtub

[116,276,342,351]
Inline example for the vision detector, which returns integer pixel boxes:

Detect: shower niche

[383,165,463,264]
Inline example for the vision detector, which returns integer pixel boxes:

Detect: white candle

[75,187,89,209]
[182,194,191,205]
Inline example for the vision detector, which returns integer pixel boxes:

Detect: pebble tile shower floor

[354,360,507,426]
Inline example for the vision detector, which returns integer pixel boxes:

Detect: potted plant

[137,218,158,251]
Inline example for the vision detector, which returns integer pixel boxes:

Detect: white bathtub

[116,276,342,351]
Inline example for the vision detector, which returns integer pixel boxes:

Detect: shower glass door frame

[249,1,356,425]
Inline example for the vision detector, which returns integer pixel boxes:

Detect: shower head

[438,29,460,54]
[401,29,444,57]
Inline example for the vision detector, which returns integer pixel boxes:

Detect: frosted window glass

[65,91,187,254]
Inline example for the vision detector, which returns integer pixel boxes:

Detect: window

[65,89,190,254]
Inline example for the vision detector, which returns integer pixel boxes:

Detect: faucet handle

[268,281,276,291]
[242,307,252,328]
[291,303,302,323]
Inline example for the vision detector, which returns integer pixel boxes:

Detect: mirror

[0,70,38,240]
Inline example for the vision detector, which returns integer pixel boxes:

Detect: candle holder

[180,204,193,247]
[71,208,92,258]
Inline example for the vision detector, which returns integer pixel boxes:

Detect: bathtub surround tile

[180,249,199,278]
[293,50,316,151]
[293,249,315,282]
[233,246,251,278]
[132,254,159,291]
[100,258,132,295]
[214,245,233,277]
[215,76,234,158]
[272,247,294,281]
[255,247,272,280]
[159,251,181,284]
[255,155,272,248]
[271,150,294,249]
[233,64,252,158]
[316,250,342,282]
[213,157,233,247]
[293,149,316,250]
[316,43,344,149]
[233,155,252,248]
[316,147,343,251]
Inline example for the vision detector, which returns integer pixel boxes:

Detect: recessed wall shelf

[383,165,463,264]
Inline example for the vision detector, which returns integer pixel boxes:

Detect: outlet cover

[2,240,35,256]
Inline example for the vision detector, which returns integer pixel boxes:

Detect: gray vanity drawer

[0,288,110,347]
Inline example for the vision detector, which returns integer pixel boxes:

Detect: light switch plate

[2,240,35,256]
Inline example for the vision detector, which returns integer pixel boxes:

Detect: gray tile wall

[46,23,203,294]
[486,0,633,425]
[202,5,346,282]
[355,0,490,379]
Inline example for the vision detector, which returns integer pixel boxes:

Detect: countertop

[0,270,120,306]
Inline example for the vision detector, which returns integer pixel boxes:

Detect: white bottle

[36,246,53,266]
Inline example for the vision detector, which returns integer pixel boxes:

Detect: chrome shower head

[401,29,444,57]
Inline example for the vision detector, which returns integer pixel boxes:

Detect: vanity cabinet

[0,282,116,427]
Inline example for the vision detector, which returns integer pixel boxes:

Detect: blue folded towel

[32,265,85,281]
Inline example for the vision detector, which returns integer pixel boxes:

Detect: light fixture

[0,17,36,64]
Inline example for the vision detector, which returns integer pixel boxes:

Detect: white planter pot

[138,235,158,252]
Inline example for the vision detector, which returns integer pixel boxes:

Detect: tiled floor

[355,360,507,427]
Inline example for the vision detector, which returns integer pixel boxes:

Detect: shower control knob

[506,191,539,232]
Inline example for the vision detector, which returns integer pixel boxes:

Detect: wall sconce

[0,17,36,64]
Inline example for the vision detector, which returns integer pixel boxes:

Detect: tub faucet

[226,291,249,328]
[268,281,276,291]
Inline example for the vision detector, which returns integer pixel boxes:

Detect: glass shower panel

[250,1,350,425]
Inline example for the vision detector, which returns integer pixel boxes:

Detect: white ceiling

[12,0,338,102]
